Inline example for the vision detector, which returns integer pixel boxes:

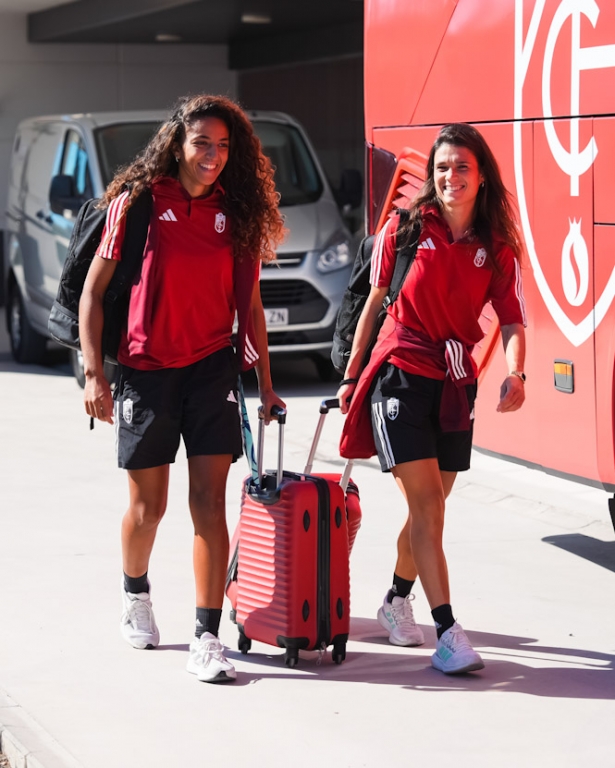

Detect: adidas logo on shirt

[417,237,436,250]
[159,208,177,222]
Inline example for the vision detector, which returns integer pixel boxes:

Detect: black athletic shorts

[370,363,477,473]
[114,346,243,470]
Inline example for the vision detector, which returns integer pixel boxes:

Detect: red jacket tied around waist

[339,314,476,459]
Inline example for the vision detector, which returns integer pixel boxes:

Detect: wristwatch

[509,370,526,382]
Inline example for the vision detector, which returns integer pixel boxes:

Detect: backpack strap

[100,187,153,361]
[104,187,153,304]
[383,208,420,309]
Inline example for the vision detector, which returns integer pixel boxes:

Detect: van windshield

[95,119,323,206]
[252,121,323,206]
[95,122,161,187]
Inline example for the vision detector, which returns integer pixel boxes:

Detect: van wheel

[70,348,117,390]
[70,349,86,388]
[312,354,339,383]
[7,283,47,364]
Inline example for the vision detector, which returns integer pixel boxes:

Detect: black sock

[387,574,415,603]
[431,603,455,638]
[195,607,222,639]
[124,572,149,594]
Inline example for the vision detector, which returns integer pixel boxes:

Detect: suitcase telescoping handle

[305,398,354,493]
[256,404,286,488]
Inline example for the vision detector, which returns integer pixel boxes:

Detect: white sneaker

[377,594,425,646]
[187,632,237,683]
[431,622,484,674]
[120,584,160,650]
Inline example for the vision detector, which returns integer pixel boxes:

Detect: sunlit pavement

[0,324,613,768]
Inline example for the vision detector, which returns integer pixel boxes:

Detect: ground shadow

[220,616,615,698]
[0,345,72,377]
[157,643,190,652]
[543,533,615,573]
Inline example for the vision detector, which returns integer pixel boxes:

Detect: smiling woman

[337,122,527,676]
[78,93,286,685]
[433,144,484,234]
[175,118,230,198]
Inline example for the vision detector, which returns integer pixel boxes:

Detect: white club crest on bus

[215,212,226,233]
[514,0,615,346]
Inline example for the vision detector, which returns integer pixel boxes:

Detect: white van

[3,110,360,384]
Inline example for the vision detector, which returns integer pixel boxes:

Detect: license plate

[264,308,289,326]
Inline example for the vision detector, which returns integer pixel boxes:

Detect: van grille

[260,279,328,323]
[261,280,321,306]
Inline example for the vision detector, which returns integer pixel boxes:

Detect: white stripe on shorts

[372,401,395,469]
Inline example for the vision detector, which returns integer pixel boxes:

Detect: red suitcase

[226,400,361,668]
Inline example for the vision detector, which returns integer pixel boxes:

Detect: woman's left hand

[259,387,287,425]
[497,375,525,413]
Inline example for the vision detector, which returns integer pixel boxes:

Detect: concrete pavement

[0,327,614,768]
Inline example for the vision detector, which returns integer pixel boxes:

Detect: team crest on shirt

[387,398,399,421]
[215,212,226,233]
[123,398,133,424]
[474,247,487,268]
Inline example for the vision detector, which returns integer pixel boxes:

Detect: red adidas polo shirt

[97,176,246,370]
[370,207,526,378]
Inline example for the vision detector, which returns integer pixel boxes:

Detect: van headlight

[316,239,351,273]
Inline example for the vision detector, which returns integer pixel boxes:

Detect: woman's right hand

[337,380,358,414]
[84,373,114,424]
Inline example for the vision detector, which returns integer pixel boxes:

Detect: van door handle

[36,209,53,225]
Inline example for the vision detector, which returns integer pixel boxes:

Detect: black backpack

[48,188,152,363]
[331,209,420,375]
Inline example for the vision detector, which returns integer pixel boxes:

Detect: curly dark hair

[400,123,524,271]
[102,93,286,262]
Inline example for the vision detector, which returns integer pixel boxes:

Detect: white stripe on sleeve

[97,190,130,260]
[445,339,467,381]
[244,336,259,364]
[369,218,395,286]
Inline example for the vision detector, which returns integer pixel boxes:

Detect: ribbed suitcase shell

[311,472,361,553]
[234,471,350,666]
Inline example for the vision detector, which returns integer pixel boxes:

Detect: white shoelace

[193,636,227,663]
[127,598,154,632]
[391,595,418,630]
[441,624,471,652]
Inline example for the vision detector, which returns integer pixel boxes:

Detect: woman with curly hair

[338,123,526,674]
[80,94,286,683]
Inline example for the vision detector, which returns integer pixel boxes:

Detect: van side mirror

[337,169,363,210]
[49,174,82,215]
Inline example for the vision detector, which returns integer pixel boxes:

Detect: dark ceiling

[28,0,364,69]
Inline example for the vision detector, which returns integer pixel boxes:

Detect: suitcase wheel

[332,642,346,665]
[238,632,251,655]
[285,649,299,668]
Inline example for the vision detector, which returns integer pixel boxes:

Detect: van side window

[23,126,64,209]
[9,130,28,192]
[61,131,93,200]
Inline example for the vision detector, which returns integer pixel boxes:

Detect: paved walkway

[0,331,614,767]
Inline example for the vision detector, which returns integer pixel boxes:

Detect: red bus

[364,0,615,510]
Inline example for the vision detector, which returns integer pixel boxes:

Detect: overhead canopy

[28,0,364,68]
